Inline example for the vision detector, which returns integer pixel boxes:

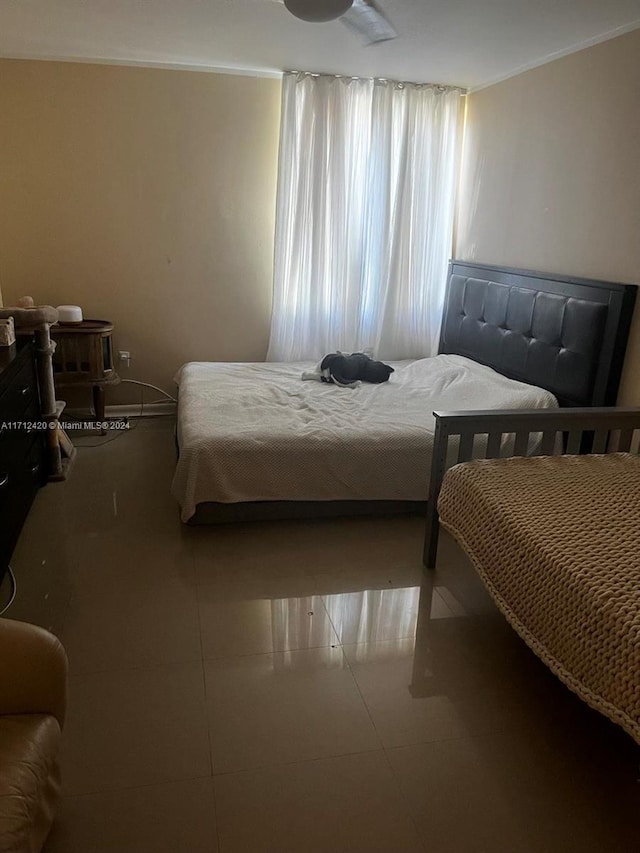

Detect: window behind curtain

[267,72,462,363]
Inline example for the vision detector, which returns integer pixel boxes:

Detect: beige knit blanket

[438,452,640,744]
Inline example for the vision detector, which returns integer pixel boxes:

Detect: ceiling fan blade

[340,0,397,45]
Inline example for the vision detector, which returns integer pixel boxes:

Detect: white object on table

[56,305,83,324]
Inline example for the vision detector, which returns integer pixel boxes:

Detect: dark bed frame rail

[423,406,640,568]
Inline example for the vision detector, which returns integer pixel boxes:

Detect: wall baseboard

[65,402,176,419]
[107,402,176,418]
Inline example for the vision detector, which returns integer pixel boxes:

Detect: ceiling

[1,0,640,90]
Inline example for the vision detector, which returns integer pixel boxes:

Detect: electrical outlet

[119,351,131,367]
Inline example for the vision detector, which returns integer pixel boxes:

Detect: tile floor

[3,417,639,852]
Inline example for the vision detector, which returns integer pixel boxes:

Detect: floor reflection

[3,418,636,853]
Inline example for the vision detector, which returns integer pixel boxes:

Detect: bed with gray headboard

[173,261,636,524]
[438,260,635,408]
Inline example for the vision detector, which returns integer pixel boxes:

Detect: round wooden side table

[49,320,120,420]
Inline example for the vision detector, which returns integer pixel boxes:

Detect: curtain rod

[284,69,466,94]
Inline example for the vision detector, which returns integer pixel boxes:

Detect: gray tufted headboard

[439,261,636,407]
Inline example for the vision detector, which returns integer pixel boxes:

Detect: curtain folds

[267,72,462,363]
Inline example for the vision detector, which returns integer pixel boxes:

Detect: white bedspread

[171,355,558,520]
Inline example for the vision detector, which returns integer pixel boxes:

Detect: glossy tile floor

[4,418,639,852]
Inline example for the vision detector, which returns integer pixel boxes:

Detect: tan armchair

[0,619,68,853]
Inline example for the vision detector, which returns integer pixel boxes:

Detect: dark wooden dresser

[0,342,46,585]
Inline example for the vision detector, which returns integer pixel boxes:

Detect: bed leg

[423,503,440,569]
[423,418,447,569]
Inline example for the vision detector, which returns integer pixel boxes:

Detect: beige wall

[0,60,281,403]
[455,28,640,404]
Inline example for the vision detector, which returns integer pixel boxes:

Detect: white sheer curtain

[267,72,462,363]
